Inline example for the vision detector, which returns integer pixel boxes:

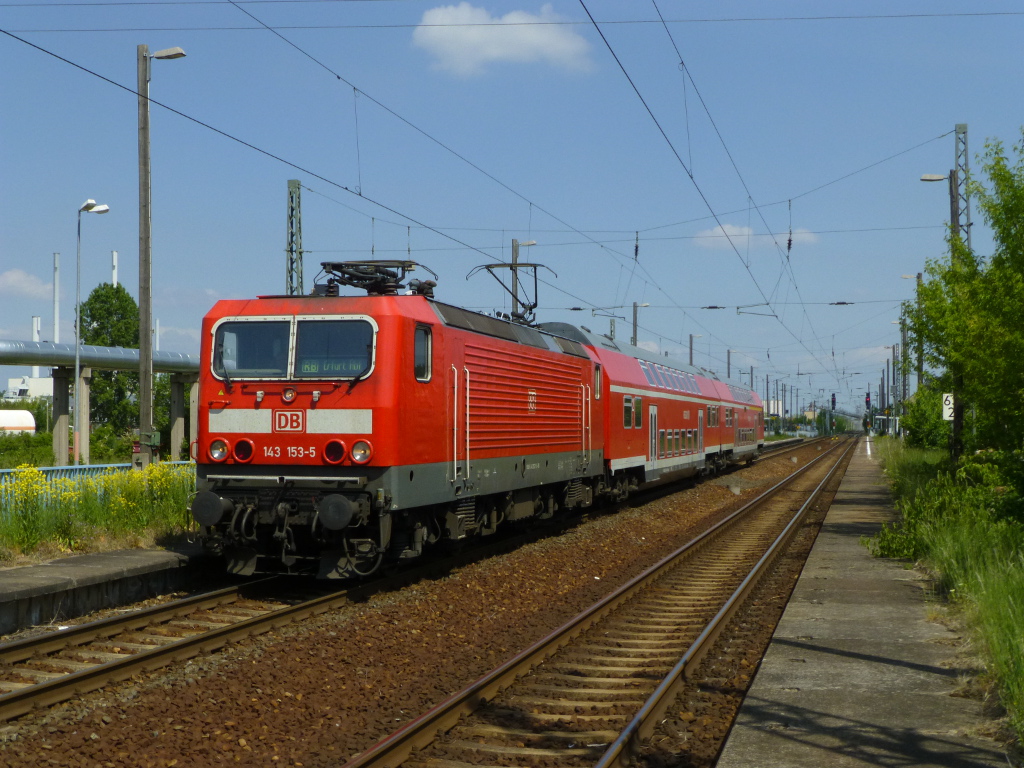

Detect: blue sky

[2,0,1022,412]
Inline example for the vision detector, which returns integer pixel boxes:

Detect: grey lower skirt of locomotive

[189,444,760,579]
[189,467,605,579]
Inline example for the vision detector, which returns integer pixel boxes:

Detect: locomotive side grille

[465,344,584,451]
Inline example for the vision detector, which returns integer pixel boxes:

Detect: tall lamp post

[75,199,110,465]
[688,334,701,366]
[138,43,186,467]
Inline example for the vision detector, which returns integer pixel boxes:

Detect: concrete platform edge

[715,436,1010,768]
[0,544,214,636]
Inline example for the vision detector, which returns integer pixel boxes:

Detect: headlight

[209,439,229,462]
[233,439,254,463]
[350,440,373,464]
[323,439,346,465]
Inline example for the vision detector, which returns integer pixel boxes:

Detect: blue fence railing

[0,461,195,510]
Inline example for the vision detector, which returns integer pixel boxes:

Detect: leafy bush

[0,432,55,469]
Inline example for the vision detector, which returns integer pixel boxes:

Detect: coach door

[648,404,658,464]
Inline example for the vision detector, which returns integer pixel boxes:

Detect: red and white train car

[190,262,762,577]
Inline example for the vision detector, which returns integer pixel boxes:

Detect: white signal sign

[941,393,954,421]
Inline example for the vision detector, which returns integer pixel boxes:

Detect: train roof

[536,322,756,395]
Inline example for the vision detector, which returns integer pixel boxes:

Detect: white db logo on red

[273,410,305,432]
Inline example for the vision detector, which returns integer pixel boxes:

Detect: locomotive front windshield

[214,321,291,378]
[212,317,375,381]
[294,320,373,378]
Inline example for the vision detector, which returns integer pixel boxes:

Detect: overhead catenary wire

[578,0,841,386]
[10,6,1024,24]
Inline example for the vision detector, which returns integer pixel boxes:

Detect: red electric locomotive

[190,261,763,577]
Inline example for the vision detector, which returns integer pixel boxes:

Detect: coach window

[623,396,633,428]
[638,360,656,386]
[659,429,666,459]
[414,326,432,381]
[634,398,643,428]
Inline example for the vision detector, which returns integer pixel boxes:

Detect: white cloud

[693,225,819,250]
[0,269,51,300]
[694,224,754,249]
[157,325,200,343]
[413,3,592,77]
[636,340,660,355]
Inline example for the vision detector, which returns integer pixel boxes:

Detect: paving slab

[716,435,1010,768]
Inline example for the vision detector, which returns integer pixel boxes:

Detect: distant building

[3,376,54,401]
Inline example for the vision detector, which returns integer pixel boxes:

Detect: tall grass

[870,440,1024,736]
[0,463,194,557]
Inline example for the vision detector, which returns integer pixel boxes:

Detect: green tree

[907,129,1024,454]
[79,283,140,434]
[900,383,951,449]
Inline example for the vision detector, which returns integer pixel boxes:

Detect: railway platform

[0,544,211,636]
[716,435,1010,767]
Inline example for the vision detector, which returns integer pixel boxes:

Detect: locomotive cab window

[294,319,375,379]
[213,320,290,379]
[414,326,432,382]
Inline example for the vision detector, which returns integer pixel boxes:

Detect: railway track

[338,435,856,768]
[0,581,347,723]
[0,436,834,727]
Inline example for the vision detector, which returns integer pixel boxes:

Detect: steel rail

[0,584,248,665]
[0,435,835,726]
[0,579,346,723]
[594,436,857,768]
[0,516,580,724]
[337,436,853,768]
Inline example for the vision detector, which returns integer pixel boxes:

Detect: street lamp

[689,334,702,366]
[138,44,186,467]
[74,199,110,465]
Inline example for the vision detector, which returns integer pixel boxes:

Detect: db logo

[273,410,305,432]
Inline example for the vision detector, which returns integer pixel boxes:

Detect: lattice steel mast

[286,179,304,295]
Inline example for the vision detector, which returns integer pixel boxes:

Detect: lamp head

[152,47,186,60]
[80,200,110,214]
[920,174,947,182]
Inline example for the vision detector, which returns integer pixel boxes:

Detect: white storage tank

[0,410,36,435]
